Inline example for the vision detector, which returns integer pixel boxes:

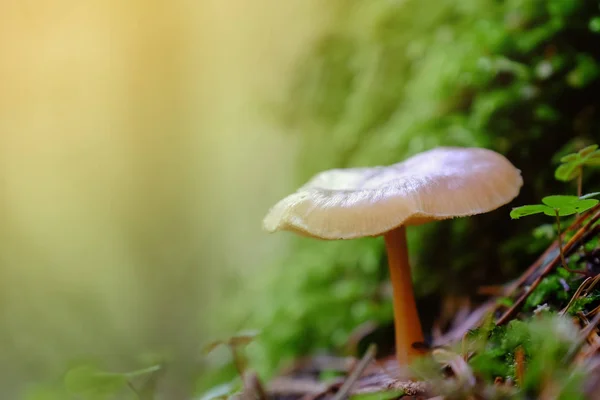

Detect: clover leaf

[510,195,599,219]
[511,194,599,274]
[555,144,600,182]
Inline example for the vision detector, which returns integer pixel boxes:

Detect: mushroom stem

[384,226,425,367]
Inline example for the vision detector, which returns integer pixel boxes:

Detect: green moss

[567,289,600,315]
[524,274,568,310]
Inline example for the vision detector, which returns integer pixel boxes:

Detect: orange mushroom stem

[384,226,424,366]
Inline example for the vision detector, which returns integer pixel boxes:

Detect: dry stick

[331,344,377,400]
[515,346,525,387]
[577,315,600,360]
[269,378,330,398]
[565,312,600,363]
[559,276,595,316]
[586,302,600,318]
[564,274,600,315]
[497,210,600,326]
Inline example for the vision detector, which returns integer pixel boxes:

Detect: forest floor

[241,204,600,400]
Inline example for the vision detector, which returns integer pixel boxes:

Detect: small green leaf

[542,196,599,216]
[583,151,600,166]
[510,205,550,219]
[512,197,599,219]
[579,144,599,157]
[64,365,127,400]
[555,163,581,181]
[572,198,599,213]
[560,153,579,163]
[542,195,580,208]
[552,206,578,216]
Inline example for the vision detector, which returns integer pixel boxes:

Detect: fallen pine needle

[331,344,377,400]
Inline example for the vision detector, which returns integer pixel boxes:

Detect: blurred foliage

[444,315,587,399]
[0,0,309,397]
[238,0,600,382]
[554,144,600,182]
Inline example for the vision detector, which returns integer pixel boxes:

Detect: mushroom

[263,147,522,367]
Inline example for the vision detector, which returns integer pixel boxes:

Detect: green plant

[510,195,598,272]
[555,145,600,196]
[510,195,599,219]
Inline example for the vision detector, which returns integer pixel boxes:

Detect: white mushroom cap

[263,147,523,239]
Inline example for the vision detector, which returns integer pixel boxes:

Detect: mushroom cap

[263,147,523,240]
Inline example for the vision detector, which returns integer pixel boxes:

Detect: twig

[331,344,377,400]
[565,312,600,363]
[515,346,525,387]
[585,303,600,317]
[280,355,355,376]
[268,377,330,397]
[578,312,600,346]
[560,276,595,315]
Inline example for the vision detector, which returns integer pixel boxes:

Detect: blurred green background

[1,0,600,398]
[0,0,329,397]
